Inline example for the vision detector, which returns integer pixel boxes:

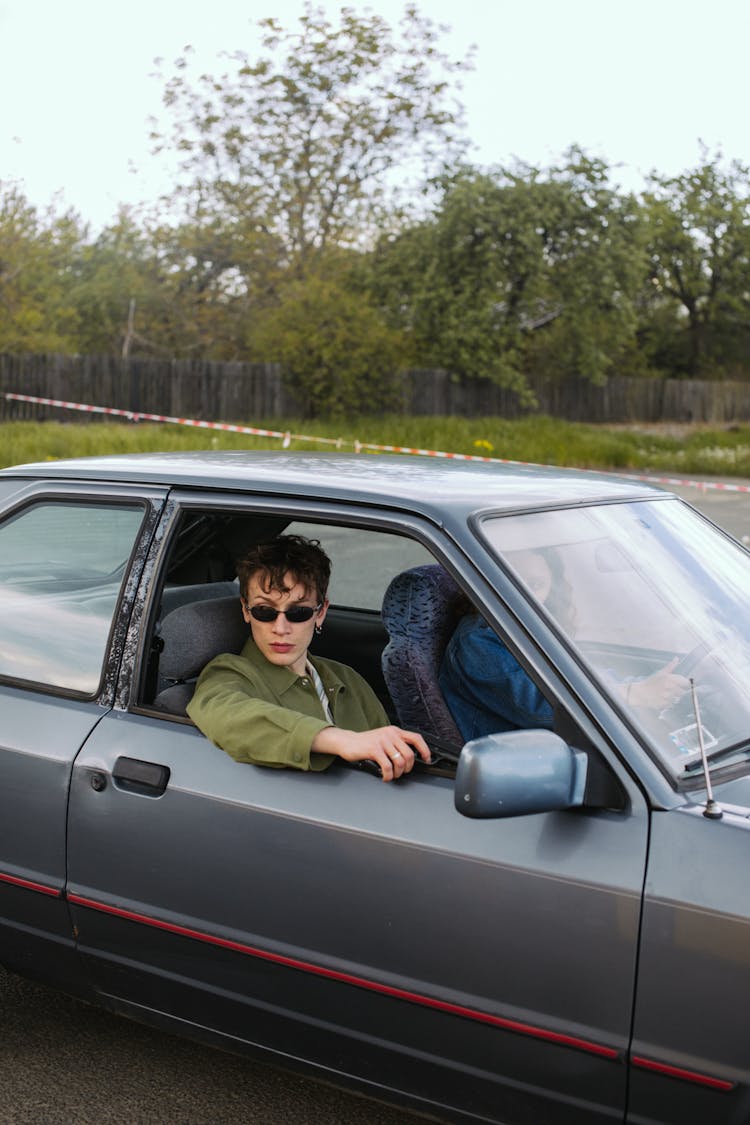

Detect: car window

[287,521,433,610]
[480,499,750,775]
[146,510,442,720]
[0,500,145,693]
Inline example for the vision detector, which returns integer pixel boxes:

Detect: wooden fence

[3,353,750,425]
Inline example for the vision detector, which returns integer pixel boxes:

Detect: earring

[315,624,323,635]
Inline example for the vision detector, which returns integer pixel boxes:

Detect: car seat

[381,564,466,749]
[153,595,249,715]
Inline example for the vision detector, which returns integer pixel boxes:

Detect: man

[188,534,430,781]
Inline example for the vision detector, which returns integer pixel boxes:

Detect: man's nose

[272,612,292,634]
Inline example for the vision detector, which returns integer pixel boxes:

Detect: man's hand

[628,657,690,711]
[312,725,432,781]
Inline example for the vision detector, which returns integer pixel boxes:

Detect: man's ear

[316,598,330,626]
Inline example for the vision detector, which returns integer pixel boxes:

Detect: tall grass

[3,416,750,476]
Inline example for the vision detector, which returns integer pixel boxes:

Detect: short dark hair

[237,534,331,603]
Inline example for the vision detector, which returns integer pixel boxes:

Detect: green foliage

[150,214,286,359]
[66,206,287,361]
[68,208,174,357]
[2,4,750,394]
[150,2,471,268]
[640,151,750,377]
[370,150,648,398]
[250,273,408,416]
[0,184,85,352]
[125,3,472,372]
[6,417,750,478]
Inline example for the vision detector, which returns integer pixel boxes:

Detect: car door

[0,479,165,992]
[628,803,750,1125]
[66,493,649,1125]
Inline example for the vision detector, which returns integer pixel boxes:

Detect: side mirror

[454,729,588,819]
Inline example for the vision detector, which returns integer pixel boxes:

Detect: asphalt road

[1,476,747,1125]
[669,475,750,542]
[0,966,430,1125]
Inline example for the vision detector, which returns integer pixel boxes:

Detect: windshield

[480,497,750,777]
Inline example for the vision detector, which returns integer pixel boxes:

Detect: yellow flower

[473,439,494,453]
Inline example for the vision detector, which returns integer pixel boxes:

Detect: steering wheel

[659,644,727,744]
[673,642,712,678]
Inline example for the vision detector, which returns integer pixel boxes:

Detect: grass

[3,416,750,476]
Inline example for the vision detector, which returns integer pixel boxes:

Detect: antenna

[690,677,723,820]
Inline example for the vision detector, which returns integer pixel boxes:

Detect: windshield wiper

[683,739,750,774]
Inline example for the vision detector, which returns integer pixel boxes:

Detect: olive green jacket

[187,637,389,770]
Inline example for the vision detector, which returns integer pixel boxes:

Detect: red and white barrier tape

[5,391,750,495]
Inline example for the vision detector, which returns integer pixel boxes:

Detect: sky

[1,0,748,231]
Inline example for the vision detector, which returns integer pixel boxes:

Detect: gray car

[1,450,749,1125]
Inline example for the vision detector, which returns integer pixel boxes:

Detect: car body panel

[0,479,166,990]
[628,804,750,1123]
[0,686,102,978]
[1,452,749,1123]
[1,450,660,521]
[68,709,647,1123]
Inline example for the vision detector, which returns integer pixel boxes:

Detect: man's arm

[187,659,332,769]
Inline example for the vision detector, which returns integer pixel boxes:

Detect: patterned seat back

[381,564,464,748]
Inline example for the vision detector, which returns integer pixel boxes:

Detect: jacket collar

[240,637,344,697]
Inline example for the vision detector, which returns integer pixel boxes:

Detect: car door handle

[112,756,170,797]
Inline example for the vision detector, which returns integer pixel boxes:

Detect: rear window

[0,501,145,693]
[287,521,433,610]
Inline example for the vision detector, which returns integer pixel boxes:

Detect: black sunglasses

[247,603,322,624]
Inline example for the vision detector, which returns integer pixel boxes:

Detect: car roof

[1,450,665,518]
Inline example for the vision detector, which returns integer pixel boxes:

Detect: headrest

[161,580,238,617]
[381,564,465,747]
[382,564,463,647]
[159,595,249,681]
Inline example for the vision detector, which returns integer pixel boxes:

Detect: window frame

[0,484,164,702]
[127,491,579,732]
[115,486,664,807]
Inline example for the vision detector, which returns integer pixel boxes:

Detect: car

[1,449,749,1125]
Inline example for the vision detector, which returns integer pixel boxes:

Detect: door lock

[90,771,107,792]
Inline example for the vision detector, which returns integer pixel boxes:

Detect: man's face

[513,551,552,604]
[241,570,328,677]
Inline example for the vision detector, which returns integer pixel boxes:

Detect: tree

[147,212,286,359]
[369,150,647,398]
[67,206,281,361]
[250,271,408,416]
[641,153,750,377]
[0,182,84,353]
[522,152,648,384]
[150,3,471,276]
[69,208,173,357]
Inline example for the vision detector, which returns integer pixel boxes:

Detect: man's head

[236,536,331,675]
[236,534,331,604]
